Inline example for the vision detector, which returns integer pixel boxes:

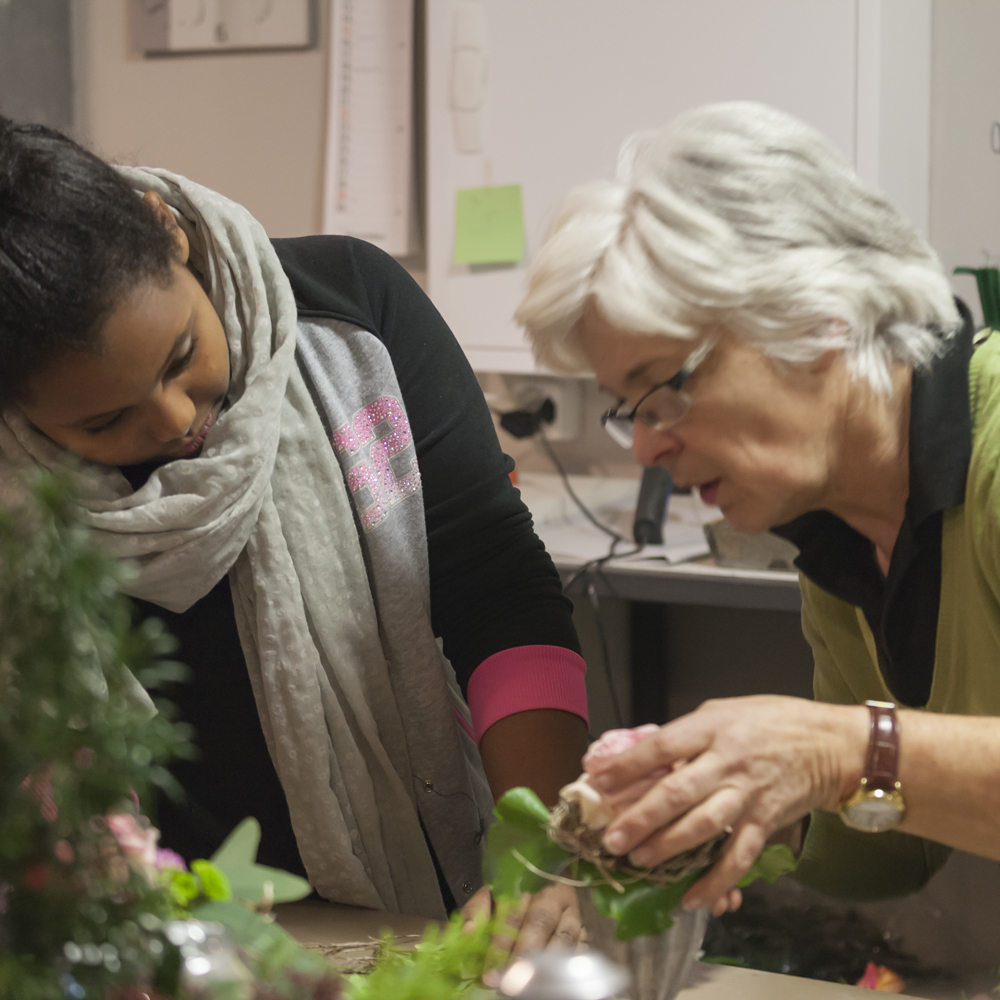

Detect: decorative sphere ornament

[498,947,630,1000]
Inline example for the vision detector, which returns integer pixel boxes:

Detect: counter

[274,900,917,998]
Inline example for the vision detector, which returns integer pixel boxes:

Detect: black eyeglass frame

[600,337,715,447]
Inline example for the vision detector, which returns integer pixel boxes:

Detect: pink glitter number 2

[332,396,420,531]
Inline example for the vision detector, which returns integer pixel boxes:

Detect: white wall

[856,0,932,238]
[72,0,329,237]
[929,0,1000,324]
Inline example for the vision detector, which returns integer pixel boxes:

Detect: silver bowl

[577,892,709,1000]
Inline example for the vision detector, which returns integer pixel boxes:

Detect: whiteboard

[425,0,929,372]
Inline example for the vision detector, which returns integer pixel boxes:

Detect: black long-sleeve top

[127,236,581,876]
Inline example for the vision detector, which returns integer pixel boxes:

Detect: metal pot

[577,892,709,1000]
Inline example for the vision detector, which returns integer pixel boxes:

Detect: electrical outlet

[502,375,584,442]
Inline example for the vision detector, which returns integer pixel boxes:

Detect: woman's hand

[462,883,582,963]
[585,696,867,911]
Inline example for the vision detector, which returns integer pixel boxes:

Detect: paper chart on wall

[322,0,414,257]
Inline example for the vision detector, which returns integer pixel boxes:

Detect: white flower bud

[558,774,615,830]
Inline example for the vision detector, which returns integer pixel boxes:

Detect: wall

[0,0,73,131]
[856,0,932,237]
[929,0,1000,324]
[72,0,329,237]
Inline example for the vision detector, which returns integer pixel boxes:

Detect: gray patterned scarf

[0,168,489,917]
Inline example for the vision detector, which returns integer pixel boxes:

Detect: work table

[274,900,916,998]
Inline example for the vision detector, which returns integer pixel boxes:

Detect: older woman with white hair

[516,101,1000,914]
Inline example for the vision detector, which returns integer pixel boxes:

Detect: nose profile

[631,419,680,468]
[149,383,196,443]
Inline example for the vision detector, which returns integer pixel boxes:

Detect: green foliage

[738,843,796,887]
[161,860,232,915]
[0,473,193,996]
[0,473,336,998]
[955,266,1000,330]
[484,787,799,941]
[210,818,311,907]
[346,912,495,1000]
[589,874,700,940]
[481,787,574,898]
[194,899,340,995]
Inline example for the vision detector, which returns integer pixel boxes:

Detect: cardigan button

[423,780,435,792]
[462,880,474,894]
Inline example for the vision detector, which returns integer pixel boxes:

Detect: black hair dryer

[633,467,673,545]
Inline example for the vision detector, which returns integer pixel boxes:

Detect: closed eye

[165,335,198,380]
[84,410,126,436]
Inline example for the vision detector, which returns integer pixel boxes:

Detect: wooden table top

[274,900,918,998]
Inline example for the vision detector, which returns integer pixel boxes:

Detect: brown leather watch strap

[865,700,900,791]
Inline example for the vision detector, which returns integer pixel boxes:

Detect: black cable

[495,407,637,729]
[586,577,625,729]
[538,429,625,542]
[535,435,642,732]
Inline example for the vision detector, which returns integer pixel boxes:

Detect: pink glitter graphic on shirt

[333,395,421,531]
[346,461,389,531]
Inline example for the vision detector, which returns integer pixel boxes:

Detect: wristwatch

[839,700,907,833]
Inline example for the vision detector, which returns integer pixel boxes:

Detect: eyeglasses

[600,337,714,448]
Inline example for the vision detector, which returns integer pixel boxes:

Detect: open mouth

[698,479,721,506]
[173,411,215,458]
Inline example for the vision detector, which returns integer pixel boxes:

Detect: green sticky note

[454,184,525,265]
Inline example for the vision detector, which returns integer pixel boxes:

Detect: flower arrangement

[483,727,796,941]
[0,474,338,999]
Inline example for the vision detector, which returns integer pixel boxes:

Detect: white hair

[515,102,959,393]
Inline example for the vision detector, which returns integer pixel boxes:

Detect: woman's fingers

[461,884,493,931]
[708,887,743,918]
[681,823,767,911]
[481,885,581,973]
[485,892,530,970]
[511,884,581,957]
[600,753,727,857]
[625,784,745,867]
[552,902,584,949]
[595,768,672,814]
[586,718,712,795]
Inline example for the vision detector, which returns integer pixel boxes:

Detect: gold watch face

[840,787,906,833]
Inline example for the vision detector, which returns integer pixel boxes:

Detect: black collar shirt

[773,303,975,708]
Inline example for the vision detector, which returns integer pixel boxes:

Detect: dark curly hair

[0,118,179,407]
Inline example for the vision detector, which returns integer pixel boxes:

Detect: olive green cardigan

[794,332,1000,900]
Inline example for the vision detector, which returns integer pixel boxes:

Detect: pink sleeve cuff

[466,645,589,744]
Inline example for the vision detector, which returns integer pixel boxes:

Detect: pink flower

[154,848,187,872]
[21,766,58,823]
[106,813,159,869]
[53,840,75,864]
[24,863,49,891]
[583,725,660,766]
[856,962,905,992]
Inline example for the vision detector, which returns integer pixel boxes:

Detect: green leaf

[737,844,797,887]
[590,872,699,941]
[209,817,312,904]
[482,788,572,901]
[165,869,200,907]
[191,859,232,901]
[194,898,332,977]
[348,912,495,1000]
